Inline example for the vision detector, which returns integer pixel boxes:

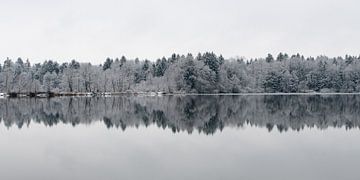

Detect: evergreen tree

[69,60,80,69]
[266,53,274,63]
[103,58,113,71]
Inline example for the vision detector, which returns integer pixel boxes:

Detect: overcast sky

[0,0,359,63]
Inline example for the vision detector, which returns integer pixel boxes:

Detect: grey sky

[0,0,359,63]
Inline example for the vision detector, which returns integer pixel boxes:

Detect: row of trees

[1,53,360,93]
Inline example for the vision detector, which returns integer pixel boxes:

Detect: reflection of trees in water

[1,95,360,134]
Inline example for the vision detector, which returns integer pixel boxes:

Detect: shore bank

[2,91,360,98]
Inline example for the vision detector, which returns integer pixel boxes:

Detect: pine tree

[103,58,113,71]
[266,53,274,63]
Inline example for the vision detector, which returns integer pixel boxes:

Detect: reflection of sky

[1,0,360,63]
[0,123,359,180]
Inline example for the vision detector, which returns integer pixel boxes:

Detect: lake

[0,95,359,180]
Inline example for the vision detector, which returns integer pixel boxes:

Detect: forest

[1,52,360,94]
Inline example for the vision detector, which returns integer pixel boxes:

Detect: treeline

[1,52,360,93]
[1,95,360,133]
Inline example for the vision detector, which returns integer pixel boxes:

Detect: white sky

[0,0,359,63]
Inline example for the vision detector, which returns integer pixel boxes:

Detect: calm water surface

[0,95,359,180]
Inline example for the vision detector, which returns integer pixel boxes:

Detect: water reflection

[1,95,360,134]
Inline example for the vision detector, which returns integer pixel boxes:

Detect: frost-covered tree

[43,72,56,92]
[2,52,360,94]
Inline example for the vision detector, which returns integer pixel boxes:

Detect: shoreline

[2,92,360,98]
